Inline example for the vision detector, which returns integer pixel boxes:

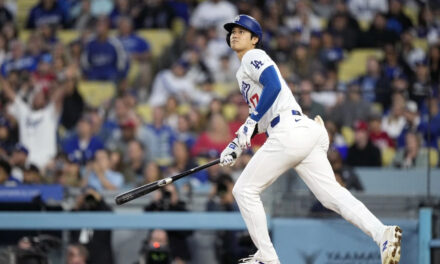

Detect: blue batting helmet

[224,15,262,47]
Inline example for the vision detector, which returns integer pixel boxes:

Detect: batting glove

[220,138,242,166]
[236,117,257,149]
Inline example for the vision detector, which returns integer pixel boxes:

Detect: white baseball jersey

[236,49,301,132]
[232,48,388,263]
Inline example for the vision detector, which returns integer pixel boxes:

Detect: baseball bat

[115,154,235,205]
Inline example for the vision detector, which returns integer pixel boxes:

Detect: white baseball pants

[232,111,386,263]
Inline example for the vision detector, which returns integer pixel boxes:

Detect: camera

[0,235,61,264]
[139,244,171,264]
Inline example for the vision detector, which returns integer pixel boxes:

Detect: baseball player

[219,15,402,264]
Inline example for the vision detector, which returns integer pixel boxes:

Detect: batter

[219,15,402,264]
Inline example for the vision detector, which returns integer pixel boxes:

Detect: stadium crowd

[0,0,439,263]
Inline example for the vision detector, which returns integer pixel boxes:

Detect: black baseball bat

[115,154,235,205]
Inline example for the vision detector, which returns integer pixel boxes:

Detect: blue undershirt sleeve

[249,65,281,121]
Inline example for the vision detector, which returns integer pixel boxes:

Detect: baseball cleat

[380,226,402,264]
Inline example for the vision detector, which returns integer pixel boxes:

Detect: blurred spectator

[393,131,429,168]
[410,59,434,106]
[192,113,232,157]
[417,5,440,45]
[9,143,28,183]
[26,0,69,29]
[330,82,372,127]
[348,0,388,23]
[189,0,237,34]
[175,114,197,149]
[361,13,399,48]
[368,112,395,150]
[167,140,206,186]
[141,161,162,185]
[0,0,13,28]
[164,96,179,130]
[109,0,133,28]
[184,47,214,84]
[116,16,152,92]
[297,80,327,119]
[123,139,147,184]
[60,77,84,131]
[428,44,440,85]
[82,149,124,191]
[134,0,175,29]
[0,158,17,186]
[81,16,128,81]
[310,69,339,108]
[285,0,322,44]
[58,156,82,187]
[22,164,44,184]
[400,30,425,72]
[356,56,387,102]
[0,34,7,66]
[328,0,361,39]
[289,44,322,80]
[62,115,104,165]
[386,0,413,34]
[139,106,176,164]
[148,59,197,107]
[382,92,407,139]
[0,115,14,156]
[1,21,18,43]
[1,41,38,76]
[3,76,65,169]
[319,31,344,68]
[328,149,363,191]
[327,13,359,50]
[144,184,192,263]
[66,244,88,264]
[346,121,382,167]
[71,188,114,264]
[206,173,240,263]
[107,118,140,161]
[326,120,349,159]
[70,0,94,31]
[397,100,420,147]
[418,97,440,148]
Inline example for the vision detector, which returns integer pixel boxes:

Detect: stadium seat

[403,6,419,26]
[429,148,439,167]
[16,0,39,29]
[381,147,396,167]
[341,126,355,146]
[358,20,370,32]
[136,103,152,123]
[338,49,383,82]
[213,82,236,98]
[58,30,80,44]
[413,38,428,52]
[222,103,238,121]
[78,81,116,108]
[138,29,174,58]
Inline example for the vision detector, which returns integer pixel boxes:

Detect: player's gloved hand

[236,117,257,149]
[220,138,242,166]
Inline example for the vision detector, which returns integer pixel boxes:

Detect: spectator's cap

[405,100,418,113]
[0,159,11,175]
[39,53,52,64]
[67,154,81,164]
[311,30,322,38]
[392,71,408,80]
[415,58,428,67]
[13,143,29,155]
[24,163,40,174]
[78,114,93,125]
[120,119,136,129]
[0,116,10,129]
[354,121,369,132]
[174,58,189,70]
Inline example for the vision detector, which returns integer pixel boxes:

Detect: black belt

[270,110,301,128]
